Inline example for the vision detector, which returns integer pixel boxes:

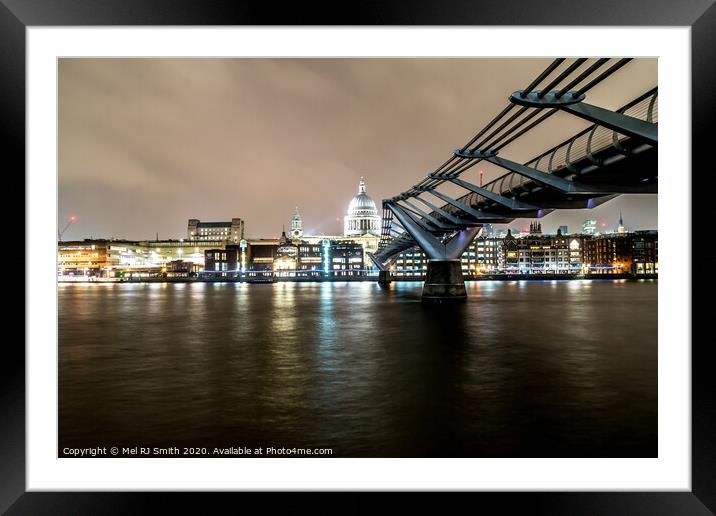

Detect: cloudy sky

[58,58,657,240]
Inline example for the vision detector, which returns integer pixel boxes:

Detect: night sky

[58,58,657,240]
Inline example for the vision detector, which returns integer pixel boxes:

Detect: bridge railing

[439,88,657,215]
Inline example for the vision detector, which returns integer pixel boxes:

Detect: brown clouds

[59,58,657,240]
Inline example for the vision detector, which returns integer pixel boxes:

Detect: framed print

[5,0,714,513]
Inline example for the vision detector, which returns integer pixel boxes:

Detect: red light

[70,215,76,221]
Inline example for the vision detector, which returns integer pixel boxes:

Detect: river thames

[58,279,657,457]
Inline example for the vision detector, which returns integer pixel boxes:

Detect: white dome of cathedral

[348,186,378,216]
[344,177,381,237]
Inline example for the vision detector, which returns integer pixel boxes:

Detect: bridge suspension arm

[428,190,505,220]
[399,200,459,230]
[561,102,657,146]
[385,203,450,260]
[414,196,481,226]
[441,175,540,210]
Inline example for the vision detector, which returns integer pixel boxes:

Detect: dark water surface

[59,280,657,457]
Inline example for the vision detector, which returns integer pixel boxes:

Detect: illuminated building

[245,240,279,274]
[631,230,658,274]
[302,234,379,271]
[274,229,299,277]
[582,219,598,235]
[58,239,225,279]
[142,239,219,267]
[204,247,239,276]
[471,234,501,273]
[583,231,657,274]
[187,218,245,243]
[166,260,199,278]
[617,212,626,234]
[326,241,364,277]
[569,237,584,271]
[393,229,502,277]
[502,230,519,271]
[344,177,381,237]
[288,179,381,267]
[583,234,633,274]
[57,241,113,277]
[235,236,364,278]
[498,228,576,274]
[290,207,303,239]
[297,243,323,275]
[393,249,427,278]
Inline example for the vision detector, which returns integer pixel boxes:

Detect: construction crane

[58,215,76,242]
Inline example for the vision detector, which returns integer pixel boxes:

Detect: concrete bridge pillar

[378,269,392,286]
[422,259,466,302]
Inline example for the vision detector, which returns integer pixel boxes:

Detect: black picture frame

[5,1,713,513]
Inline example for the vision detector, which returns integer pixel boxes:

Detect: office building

[187,218,245,243]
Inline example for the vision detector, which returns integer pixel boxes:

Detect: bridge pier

[422,260,466,302]
[378,269,392,287]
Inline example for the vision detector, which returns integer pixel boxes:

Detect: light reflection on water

[59,279,657,457]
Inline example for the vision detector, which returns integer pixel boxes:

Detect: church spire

[617,211,626,234]
[358,176,366,194]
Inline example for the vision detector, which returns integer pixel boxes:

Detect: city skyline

[59,58,657,241]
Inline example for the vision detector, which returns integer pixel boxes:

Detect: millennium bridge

[369,58,657,301]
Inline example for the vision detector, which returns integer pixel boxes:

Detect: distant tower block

[291,207,303,239]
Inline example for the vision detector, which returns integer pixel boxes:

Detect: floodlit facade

[290,207,303,239]
[187,218,245,243]
[58,239,220,278]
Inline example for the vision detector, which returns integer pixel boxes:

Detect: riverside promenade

[58,273,657,284]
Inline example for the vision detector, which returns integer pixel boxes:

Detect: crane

[58,215,76,242]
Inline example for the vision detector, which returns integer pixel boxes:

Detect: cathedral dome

[344,177,381,237]
[347,179,379,217]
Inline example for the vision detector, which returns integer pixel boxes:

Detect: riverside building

[582,230,658,274]
[187,218,245,243]
[57,239,217,278]
[298,178,381,268]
